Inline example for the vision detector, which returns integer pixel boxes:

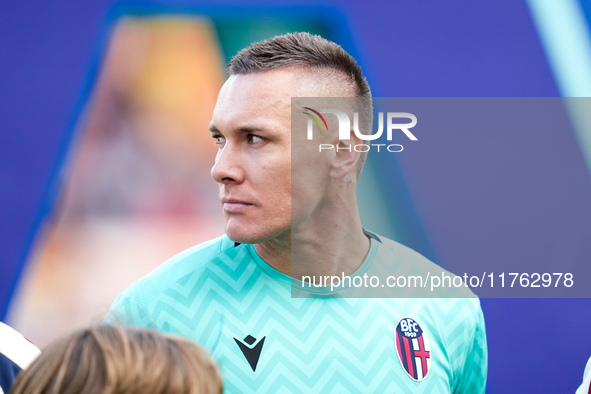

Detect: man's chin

[225,226,290,245]
[226,234,258,244]
[225,228,265,245]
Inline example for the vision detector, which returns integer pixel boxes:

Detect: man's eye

[249,135,264,144]
[213,135,225,145]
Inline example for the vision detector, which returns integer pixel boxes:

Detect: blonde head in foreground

[10,325,223,394]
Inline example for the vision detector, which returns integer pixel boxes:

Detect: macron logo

[234,335,266,372]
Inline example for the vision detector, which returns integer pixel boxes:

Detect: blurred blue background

[2,0,591,392]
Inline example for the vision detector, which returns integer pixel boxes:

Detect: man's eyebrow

[209,124,220,134]
[209,124,269,134]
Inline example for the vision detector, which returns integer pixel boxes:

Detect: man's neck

[253,209,370,280]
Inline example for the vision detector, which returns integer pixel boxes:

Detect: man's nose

[211,143,244,184]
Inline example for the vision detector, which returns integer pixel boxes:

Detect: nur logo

[302,106,418,153]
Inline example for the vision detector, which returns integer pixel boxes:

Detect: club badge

[394,317,431,381]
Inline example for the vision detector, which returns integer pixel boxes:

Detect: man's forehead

[211,71,297,126]
[217,68,334,100]
[217,73,292,110]
[210,67,355,132]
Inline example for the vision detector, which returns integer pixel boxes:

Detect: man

[107,32,487,392]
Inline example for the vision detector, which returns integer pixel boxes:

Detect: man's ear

[329,130,362,180]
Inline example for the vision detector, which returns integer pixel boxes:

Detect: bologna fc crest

[394,317,431,381]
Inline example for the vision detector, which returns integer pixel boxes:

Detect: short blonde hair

[10,325,223,394]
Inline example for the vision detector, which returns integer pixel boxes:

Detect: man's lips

[221,198,254,213]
